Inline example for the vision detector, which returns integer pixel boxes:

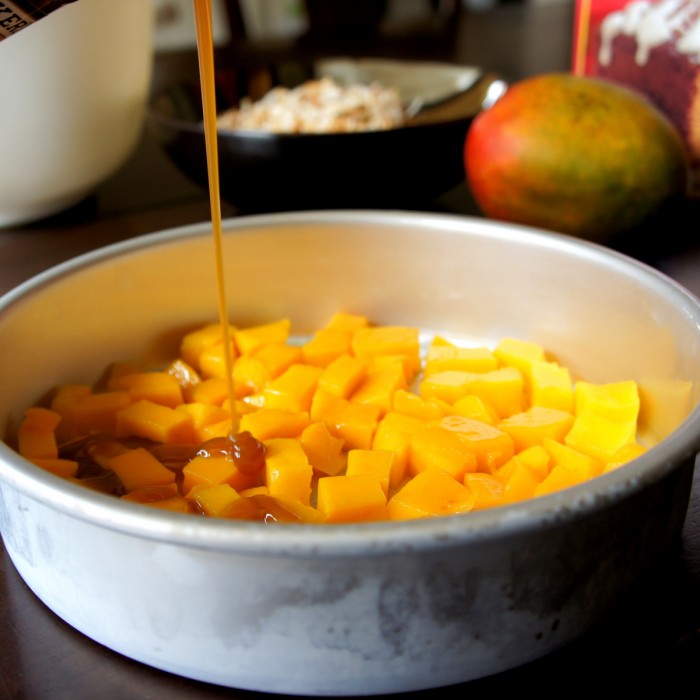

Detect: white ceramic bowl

[0,211,699,695]
[0,0,154,227]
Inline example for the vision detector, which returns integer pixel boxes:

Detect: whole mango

[464,73,689,241]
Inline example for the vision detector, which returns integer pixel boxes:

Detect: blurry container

[238,0,308,41]
[0,0,154,227]
[0,1,78,41]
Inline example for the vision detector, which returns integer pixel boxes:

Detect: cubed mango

[425,342,498,375]
[351,326,421,380]
[115,399,195,444]
[420,367,526,418]
[317,473,387,523]
[264,437,313,506]
[115,371,184,408]
[350,361,407,417]
[463,472,505,510]
[299,421,346,476]
[310,389,380,450]
[565,411,637,463]
[497,406,574,452]
[107,447,176,492]
[262,364,323,412]
[408,423,478,481]
[235,318,291,355]
[17,407,62,460]
[253,342,304,378]
[372,411,427,488]
[529,361,574,412]
[239,408,310,441]
[387,469,475,520]
[437,415,515,473]
[346,448,394,496]
[317,354,368,398]
[302,328,353,367]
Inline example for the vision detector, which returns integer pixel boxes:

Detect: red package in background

[572,0,700,196]
[572,0,629,76]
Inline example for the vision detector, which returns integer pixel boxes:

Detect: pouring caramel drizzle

[45,3,274,512]
[192,0,238,434]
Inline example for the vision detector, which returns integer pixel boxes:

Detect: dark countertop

[1,2,699,697]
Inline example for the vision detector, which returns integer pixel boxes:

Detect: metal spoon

[404,72,508,126]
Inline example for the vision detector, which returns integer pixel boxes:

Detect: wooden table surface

[1,2,699,697]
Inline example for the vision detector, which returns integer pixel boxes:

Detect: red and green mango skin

[464,73,689,241]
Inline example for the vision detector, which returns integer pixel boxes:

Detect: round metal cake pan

[0,210,699,695]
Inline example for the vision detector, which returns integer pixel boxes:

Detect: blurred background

[149,0,565,82]
[0,0,577,245]
[151,1,514,52]
[3,4,700,698]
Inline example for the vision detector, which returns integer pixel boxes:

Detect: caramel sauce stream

[192,0,239,434]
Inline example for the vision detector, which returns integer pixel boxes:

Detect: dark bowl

[147,57,505,213]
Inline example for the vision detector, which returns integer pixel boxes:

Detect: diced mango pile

[14,312,647,523]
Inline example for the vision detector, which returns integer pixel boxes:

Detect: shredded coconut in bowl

[216,77,407,134]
